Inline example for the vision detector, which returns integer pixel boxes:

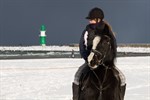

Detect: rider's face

[89,19,101,24]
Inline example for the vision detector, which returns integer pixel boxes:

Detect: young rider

[72,7,126,100]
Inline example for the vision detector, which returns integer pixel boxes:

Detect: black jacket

[79,21,117,61]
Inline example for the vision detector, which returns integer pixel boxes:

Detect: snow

[0,57,150,100]
[0,46,150,53]
[0,46,79,51]
[117,47,150,53]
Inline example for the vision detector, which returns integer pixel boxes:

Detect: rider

[72,7,126,100]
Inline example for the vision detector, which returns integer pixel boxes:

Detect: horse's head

[87,35,113,69]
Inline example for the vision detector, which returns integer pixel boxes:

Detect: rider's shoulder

[85,24,92,30]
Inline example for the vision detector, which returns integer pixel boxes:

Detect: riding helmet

[86,7,104,20]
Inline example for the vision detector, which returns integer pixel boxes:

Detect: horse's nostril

[91,61,94,66]
[90,60,95,67]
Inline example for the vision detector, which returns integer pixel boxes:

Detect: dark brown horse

[79,26,126,100]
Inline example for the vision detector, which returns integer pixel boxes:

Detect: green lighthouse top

[40,25,46,31]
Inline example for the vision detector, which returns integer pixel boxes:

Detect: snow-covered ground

[0,56,150,100]
[0,46,78,51]
[0,46,150,53]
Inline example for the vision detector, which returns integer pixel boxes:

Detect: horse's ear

[103,35,111,42]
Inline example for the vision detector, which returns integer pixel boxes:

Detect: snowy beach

[0,56,150,100]
[0,46,150,53]
[0,46,150,59]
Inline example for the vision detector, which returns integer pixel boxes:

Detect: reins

[81,35,113,99]
[90,36,112,99]
[92,66,110,100]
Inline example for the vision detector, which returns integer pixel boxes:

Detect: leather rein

[91,37,112,99]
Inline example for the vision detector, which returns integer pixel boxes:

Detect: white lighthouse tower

[40,25,46,46]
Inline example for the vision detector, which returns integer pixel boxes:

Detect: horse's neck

[94,66,107,80]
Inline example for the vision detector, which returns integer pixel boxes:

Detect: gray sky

[0,0,149,46]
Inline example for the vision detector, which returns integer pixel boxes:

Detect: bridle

[90,36,112,99]
[91,39,111,66]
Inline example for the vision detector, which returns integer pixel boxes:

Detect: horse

[78,24,126,100]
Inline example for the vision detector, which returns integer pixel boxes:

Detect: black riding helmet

[86,7,104,20]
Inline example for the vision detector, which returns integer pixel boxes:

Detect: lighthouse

[40,25,46,46]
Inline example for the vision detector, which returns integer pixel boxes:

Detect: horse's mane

[104,21,117,59]
[100,20,117,66]
[103,20,116,37]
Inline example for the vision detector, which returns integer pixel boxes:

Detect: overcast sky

[0,0,149,46]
